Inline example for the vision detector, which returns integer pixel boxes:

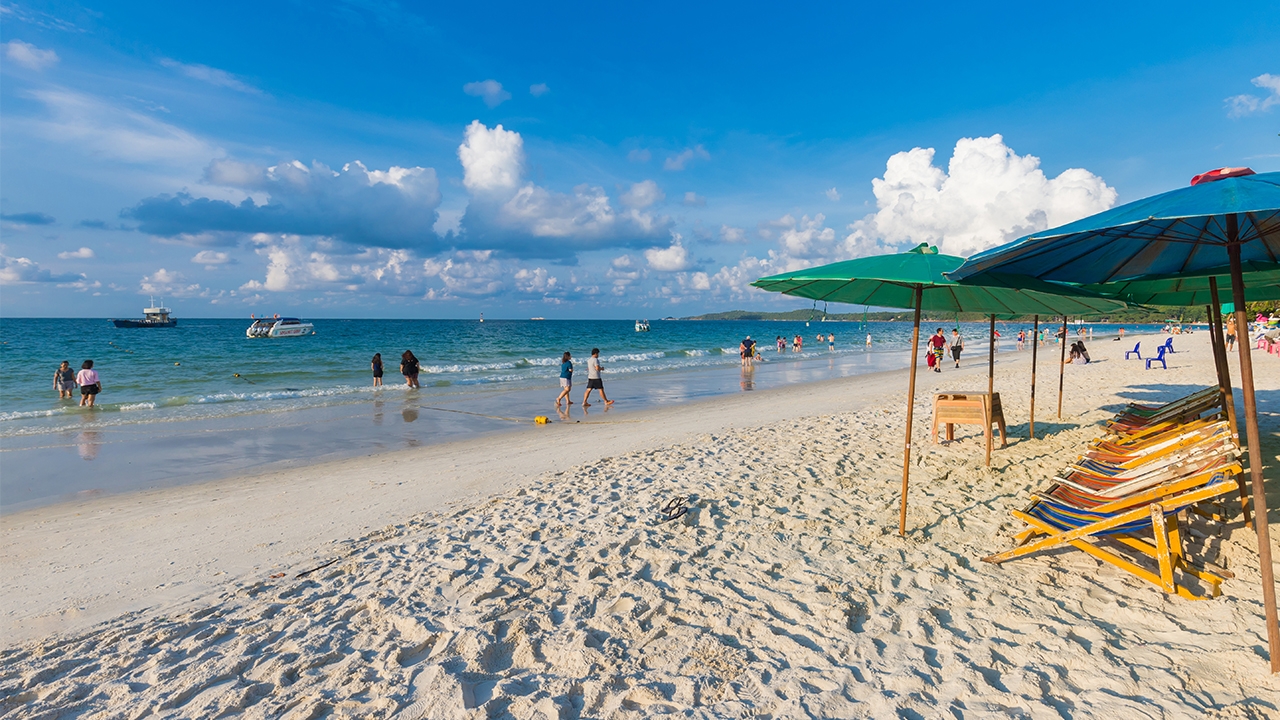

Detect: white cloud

[0,249,81,283]
[422,251,505,298]
[719,225,746,244]
[514,266,557,293]
[644,235,692,272]
[5,40,58,70]
[459,120,523,193]
[825,187,841,201]
[627,149,651,163]
[131,158,442,250]
[620,180,665,209]
[192,250,232,268]
[159,58,263,95]
[663,145,710,171]
[239,235,346,293]
[689,271,711,291]
[463,80,511,108]
[25,88,214,167]
[776,214,836,258]
[1226,74,1280,118]
[529,83,550,97]
[57,247,94,259]
[140,268,203,297]
[845,134,1116,257]
[682,191,706,207]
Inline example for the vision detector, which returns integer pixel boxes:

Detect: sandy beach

[3,333,1278,718]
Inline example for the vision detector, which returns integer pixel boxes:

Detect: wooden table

[931,391,1008,466]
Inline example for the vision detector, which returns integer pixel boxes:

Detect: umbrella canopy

[1080,262,1280,306]
[950,171,1280,283]
[750,244,1128,316]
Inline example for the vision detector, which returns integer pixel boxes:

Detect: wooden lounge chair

[986,462,1242,600]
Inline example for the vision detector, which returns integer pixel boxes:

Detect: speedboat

[112,298,177,328]
[246,315,315,338]
[635,319,650,332]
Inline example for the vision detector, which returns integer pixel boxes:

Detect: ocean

[0,317,1160,511]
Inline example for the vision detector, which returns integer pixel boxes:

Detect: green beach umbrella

[1080,262,1280,307]
[751,243,1127,536]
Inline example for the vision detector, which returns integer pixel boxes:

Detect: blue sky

[2,0,1278,318]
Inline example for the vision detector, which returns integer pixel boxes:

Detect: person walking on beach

[556,351,574,408]
[950,329,963,368]
[54,360,76,399]
[927,328,946,372]
[740,336,756,367]
[827,333,835,352]
[1226,315,1237,351]
[371,353,384,387]
[1017,330,1025,351]
[582,348,613,407]
[400,350,420,389]
[76,360,100,408]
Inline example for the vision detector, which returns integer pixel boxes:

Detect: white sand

[3,334,1279,718]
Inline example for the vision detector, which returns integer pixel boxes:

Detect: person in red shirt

[927,328,947,372]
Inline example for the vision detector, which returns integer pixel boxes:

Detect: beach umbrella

[951,168,1280,673]
[751,243,1127,536]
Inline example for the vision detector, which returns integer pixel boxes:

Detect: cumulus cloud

[58,247,94,259]
[459,121,523,193]
[160,58,263,95]
[5,40,58,70]
[140,268,203,297]
[0,249,82,283]
[422,251,505,298]
[128,158,442,251]
[463,80,511,108]
[663,145,710,171]
[1226,74,1280,117]
[682,192,706,207]
[239,235,346,293]
[844,134,1117,258]
[776,214,836,259]
[457,122,674,258]
[529,83,550,97]
[620,180,664,209]
[644,235,692,272]
[627,149,651,163]
[192,249,233,268]
[719,225,746,244]
[2,211,55,225]
[825,187,841,201]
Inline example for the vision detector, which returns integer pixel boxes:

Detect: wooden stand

[931,391,1008,466]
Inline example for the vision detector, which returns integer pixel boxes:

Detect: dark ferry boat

[112,298,177,328]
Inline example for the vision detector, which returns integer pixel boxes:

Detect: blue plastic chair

[1125,342,1141,360]
[1163,337,1175,353]
[1146,345,1167,369]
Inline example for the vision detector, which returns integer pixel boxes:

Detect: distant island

[680,308,1206,323]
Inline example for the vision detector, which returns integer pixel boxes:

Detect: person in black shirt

[400,350,420,389]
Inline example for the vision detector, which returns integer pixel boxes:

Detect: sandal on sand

[660,496,688,523]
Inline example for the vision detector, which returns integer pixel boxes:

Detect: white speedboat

[635,319,650,332]
[247,315,315,338]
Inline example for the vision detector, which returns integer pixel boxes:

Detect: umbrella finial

[1190,167,1255,185]
[908,242,939,255]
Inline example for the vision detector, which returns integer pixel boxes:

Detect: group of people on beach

[51,360,102,407]
[555,349,613,409]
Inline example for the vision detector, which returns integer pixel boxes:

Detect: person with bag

[76,359,101,408]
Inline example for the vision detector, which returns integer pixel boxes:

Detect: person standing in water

[400,350,420,389]
[582,348,613,407]
[556,351,574,408]
[76,360,100,407]
[865,333,872,349]
[827,333,835,352]
[950,329,963,368]
[776,336,785,353]
[54,360,76,399]
[371,353,384,387]
[740,335,756,367]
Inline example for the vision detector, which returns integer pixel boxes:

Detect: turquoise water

[0,317,1162,511]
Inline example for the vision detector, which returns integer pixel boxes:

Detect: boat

[635,319,650,332]
[246,314,315,338]
[112,298,177,328]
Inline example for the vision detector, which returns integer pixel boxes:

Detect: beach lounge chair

[1104,387,1221,438]
[1125,342,1142,359]
[1146,346,1168,370]
[985,461,1242,600]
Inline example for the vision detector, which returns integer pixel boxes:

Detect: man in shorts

[582,348,614,407]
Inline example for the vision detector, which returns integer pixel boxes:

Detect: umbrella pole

[1208,277,1240,440]
[1228,234,1280,674]
[1030,315,1039,439]
[1057,316,1068,419]
[899,284,923,536]
[988,315,995,397]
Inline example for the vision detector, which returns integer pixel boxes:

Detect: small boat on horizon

[247,315,315,338]
[112,298,177,328]
[635,319,650,332]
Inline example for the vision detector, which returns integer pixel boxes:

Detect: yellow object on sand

[534,416,549,425]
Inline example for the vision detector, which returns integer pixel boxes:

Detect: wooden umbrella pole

[1057,316,1068,419]
[1029,315,1039,439]
[899,284,924,536]
[988,315,995,398]
[1208,276,1239,438]
[1228,230,1280,674]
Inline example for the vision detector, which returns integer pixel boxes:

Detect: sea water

[0,317,1158,511]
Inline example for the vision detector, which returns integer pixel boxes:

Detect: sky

[1,1,1278,319]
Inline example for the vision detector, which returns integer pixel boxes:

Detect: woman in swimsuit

[371,353,383,387]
